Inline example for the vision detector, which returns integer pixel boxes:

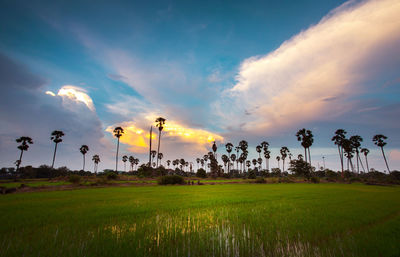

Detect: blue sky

[1,0,399,172]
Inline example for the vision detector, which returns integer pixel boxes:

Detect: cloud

[216,0,400,135]
[105,117,224,156]
[0,53,110,170]
[389,149,400,161]
[56,85,96,112]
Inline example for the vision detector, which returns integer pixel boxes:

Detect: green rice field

[1,183,399,256]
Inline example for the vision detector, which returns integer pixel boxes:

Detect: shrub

[196,168,207,178]
[158,175,185,185]
[106,171,118,180]
[68,175,81,184]
[254,177,266,183]
[310,177,320,183]
[248,170,256,179]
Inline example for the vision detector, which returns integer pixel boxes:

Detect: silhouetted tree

[350,135,363,174]
[332,129,346,176]
[79,145,89,170]
[15,136,33,172]
[113,127,124,172]
[296,129,313,165]
[361,148,370,173]
[50,130,65,169]
[225,142,233,173]
[221,154,229,173]
[280,146,289,173]
[122,155,128,172]
[155,117,166,167]
[276,156,281,170]
[342,138,355,172]
[373,134,390,173]
[158,152,164,166]
[129,156,134,172]
[151,150,157,165]
[92,154,100,174]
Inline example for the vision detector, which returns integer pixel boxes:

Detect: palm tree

[252,159,257,169]
[203,154,209,172]
[151,150,157,165]
[256,145,262,159]
[129,156,134,172]
[280,146,289,172]
[50,130,65,169]
[225,143,233,173]
[296,129,313,165]
[167,160,171,169]
[15,137,33,172]
[332,129,346,176]
[122,155,128,172]
[264,150,271,171]
[79,145,89,171]
[221,154,229,173]
[212,141,218,158]
[342,138,355,172]
[92,154,100,174]
[257,157,262,169]
[134,158,139,171]
[276,156,281,170]
[155,117,166,167]
[246,160,251,171]
[158,152,164,166]
[350,135,363,174]
[200,159,205,169]
[113,127,124,172]
[373,134,390,173]
[361,148,370,173]
[230,154,236,171]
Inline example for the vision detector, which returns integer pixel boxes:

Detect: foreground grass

[0,184,399,257]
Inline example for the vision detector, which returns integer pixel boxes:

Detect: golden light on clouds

[106,120,223,153]
[45,91,56,96]
[57,85,95,111]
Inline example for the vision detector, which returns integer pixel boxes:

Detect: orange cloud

[106,119,223,154]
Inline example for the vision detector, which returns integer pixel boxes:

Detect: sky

[1,0,400,172]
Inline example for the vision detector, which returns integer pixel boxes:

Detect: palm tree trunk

[115,138,120,172]
[358,154,366,173]
[156,131,162,167]
[282,159,285,173]
[304,147,307,164]
[381,147,390,174]
[17,150,24,171]
[356,151,359,174]
[308,147,312,167]
[365,155,370,173]
[267,158,270,171]
[51,143,58,169]
[83,154,86,171]
[337,145,344,178]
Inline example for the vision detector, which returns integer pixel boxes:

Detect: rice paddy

[1,183,399,257]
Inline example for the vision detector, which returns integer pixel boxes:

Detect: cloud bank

[217,0,400,135]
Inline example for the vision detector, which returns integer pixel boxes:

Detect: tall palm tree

[252,159,257,169]
[134,158,139,171]
[113,127,124,172]
[280,146,289,172]
[257,158,262,169]
[203,154,209,172]
[167,160,171,169]
[122,155,128,172]
[200,159,205,169]
[332,129,346,176]
[350,135,363,174]
[256,145,262,158]
[230,154,236,171]
[92,154,100,174]
[155,117,166,167]
[212,141,218,158]
[79,145,89,171]
[50,130,65,169]
[129,156,134,172]
[361,148,370,173]
[296,128,313,165]
[15,136,33,172]
[373,134,390,173]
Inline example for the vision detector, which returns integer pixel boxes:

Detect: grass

[0,183,399,256]
[0,180,71,188]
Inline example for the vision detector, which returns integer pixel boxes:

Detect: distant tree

[256,145,262,159]
[350,135,363,174]
[79,145,89,171]
[151,150,157,165]
[167,160,171,169]
[361,148,370,173]
[342,138,355,172]
[113,127,124,172]
[296,128,314,166]
[257,157,262,169]
[122,155,128,172]
[221,154,229,173]
[155,117,166,167]
[280,146,289,172]
[332,129,346,176]
[276,156,281,170]
[225,142,233,173]
[129,156,134,172]
[92,154,100,174]
[196,168,207,178]
[252,159,257,169]
[289,159,312,179]
[373,134,390,173]
[196,158,200,170]
[230,154,236,171]
[50,130,65,169]
[158,152,164,166]
[15,137,33,172]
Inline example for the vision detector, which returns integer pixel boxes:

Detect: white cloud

[216,0,400,135]
[57,85,96,112]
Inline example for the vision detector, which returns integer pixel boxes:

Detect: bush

[248,170,256,179]
[106,171,118,180]
[310,177,320,183]
[68,175,81,184]
[158,175,185,185]
[254,177,266,183]
[196,168,207,178]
